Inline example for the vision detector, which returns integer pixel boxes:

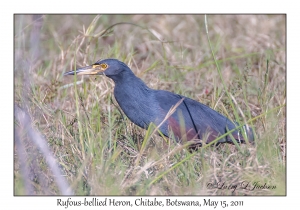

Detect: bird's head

[64,59,132,80]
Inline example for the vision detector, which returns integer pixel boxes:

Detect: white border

[4,1,296,209]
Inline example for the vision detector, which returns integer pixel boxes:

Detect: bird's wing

[179,96,254,143]
[153,90,254,144]
[154,90,231,143]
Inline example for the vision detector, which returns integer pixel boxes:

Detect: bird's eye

[100,63,108,69]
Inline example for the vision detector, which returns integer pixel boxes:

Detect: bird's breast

[114,86,160,129]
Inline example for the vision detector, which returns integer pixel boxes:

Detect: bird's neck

[111,71,150,92]
[112,71,156,128]
[112,71,154,107]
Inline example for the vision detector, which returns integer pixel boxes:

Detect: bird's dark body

[65,59,254,148]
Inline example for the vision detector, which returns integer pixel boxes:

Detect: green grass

[14,14,286,195]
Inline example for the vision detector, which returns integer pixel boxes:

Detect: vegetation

[14,14,286,195]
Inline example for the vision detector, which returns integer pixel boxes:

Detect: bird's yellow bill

[64,65,105,76]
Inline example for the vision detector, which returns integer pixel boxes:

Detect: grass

[14,14,286,195]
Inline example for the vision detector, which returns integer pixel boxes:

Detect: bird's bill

[64,65,105,76]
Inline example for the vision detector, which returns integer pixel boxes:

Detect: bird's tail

[226,124,255,144]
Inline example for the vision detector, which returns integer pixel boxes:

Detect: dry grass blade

[15,106,73,195]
